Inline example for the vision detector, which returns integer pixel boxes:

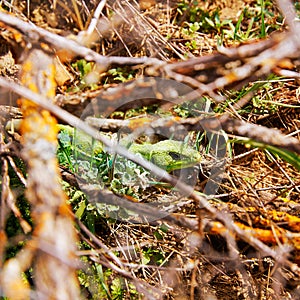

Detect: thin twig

[0,11,164,68]
[86,0,106,35]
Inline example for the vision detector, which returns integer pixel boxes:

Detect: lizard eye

[169,152,182,161]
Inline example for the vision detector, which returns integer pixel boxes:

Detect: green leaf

[75,200,86,219]
[111,278,124,299]
[265,146,300,170]
[234,11,244,40]
[260,0,266,37]
[153,230,163,240]
[205,17,215,28]
[141,252,151,265]
[235,139,300,171]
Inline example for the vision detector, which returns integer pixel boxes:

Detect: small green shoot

[71,59,100,90]
[260,0,266,38]
[107,67,135,83]
[141,247,165,266]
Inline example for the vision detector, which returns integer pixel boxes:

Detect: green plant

[71,59,99,90]
[107,67,135,83]
[73,59,93,79]
[78,259,139,299]
[173,96,213,118]
[214,75,285,115]
[178,0,281,44]
[204,13,233,34]
[177,0,201,23]
[57,129,75,170]
[141,247,165,265]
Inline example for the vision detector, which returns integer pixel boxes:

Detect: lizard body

[129,140,201,172]
[7,123,201,172]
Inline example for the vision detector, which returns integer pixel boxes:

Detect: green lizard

[6,122,201,172]
[57,125,201,172]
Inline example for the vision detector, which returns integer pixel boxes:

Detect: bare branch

[276,0,299,33]
[0,11,164,68]
[220,118,300,155]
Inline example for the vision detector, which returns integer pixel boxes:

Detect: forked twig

[0,11,164,68]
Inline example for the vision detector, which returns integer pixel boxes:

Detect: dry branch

[0,49,80,299]
[0,11,163,68]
